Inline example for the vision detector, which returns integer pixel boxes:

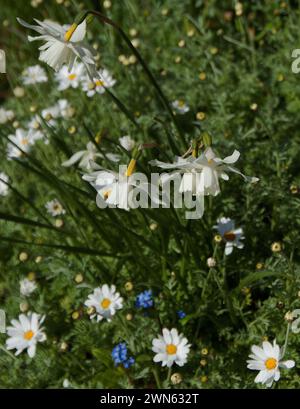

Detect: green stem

[221,252,238,326]
[152,367,162,389]
[282,323,291,358]
[87,10,185,145]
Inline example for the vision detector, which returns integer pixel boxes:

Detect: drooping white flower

[81,68,116,97]
[84,284,123,322]
[172,100,190,114]
[152,328,190,367]
[247,339,295,387]
[20,278,37,297]
[151,147,258,199]
[17,18,96,76]
[7,128,35,159]
[22,64,48,85]
[45,199,66,216]
[214,217,244,255]
[0,172,9,196]
[56,99,75,119]
[62,142,119,171]
[6,312,46,357]
[119,135,135,151]
[0,108,15,124]
[55,62,84,90]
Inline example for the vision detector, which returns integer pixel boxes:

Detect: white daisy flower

[55,62,84,91]
[172,100,190,114]
[6,312,46,358]
[62,142,119,171]
[82,68,116,97]
[22,64,48,85]
[27,115,46,141]
[247,339,295,387]
[214,217,244,255]
[56,99,75,119]
[7,128,35,159]
[45,199,66,216]
[0,108,15,124]
[152,328,191,367]
[20,278,37,297]
[17,18,96,76]
[84,284,123,322]
[0,172,9,196]
[41,104,61,126]
[119,135,135,151]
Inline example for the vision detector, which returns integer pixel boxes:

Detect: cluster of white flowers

[55,62,116,97]
[22,64,48,85]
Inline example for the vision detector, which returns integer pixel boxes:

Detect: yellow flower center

[68,74,77,81]
[23,330,34,340]
[21,138,29,145]
[265,358,277,370]
[64,23,77,42]
[178,100,185,107]
[166,344,177,355]
[95,80,104,87]
[101,298,111,309]
[224,231,236,242]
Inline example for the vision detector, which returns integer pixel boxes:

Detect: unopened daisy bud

[178,40,185,48]
[290,184,299,194]
[187,29,195,37]
[30,105,37,113]
[13,121,20,128]
[20,302,29,312]
[60,341,68,352]
[75,273,84,284]
[131,39,140,48]
[103,0,112,8]
[285,311,294,323]
[118,54,126,63]
[196,112,206,121]
[201,375,208,383]
[201,348,208,356]
[150,223,158,231]
[87,306,96,316]
[256,262,264,270]
[199,72,206,80]
[200,359,207,367]
[214,234,222,243]
[235,2,243,16]
[126,313,133,321]
[210,47,218,55]
[175,56,181,64]
[271,242,282,253]
[129,28,138,37]
[13,87,25,98]
[161,8,169,16]
[207,257,216,268]
[129,55,137,64]
[72,311,80,320]
[250,103,258,111]
[55,219,64,228]
[171,373,182,385]
[3,20,9,27]
[277,73,284,82]
[241,287,251,295]
[56,0,64,3]
[125,282,133,292]
[276,301,285,310]
[35,256,42,263]
[262,336,268,341]
[19,252,29,262]
[68,126,76,135]
[171,271,176,277]
[27,272,36,281]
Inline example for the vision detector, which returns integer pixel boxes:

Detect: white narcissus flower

[0,172,9,196]
[81,68,116,97]
[84,284,123,322]
[172,100,190,114]
[152,328,191,367]
[7,128,35,159]
[119,135,135,151]
[22,64,48,85]
[17,18,96,77]
[0,108,15,124]
[214,217,244,255]
[55,62,84,90]
[247,340,295,387]
[62,142,119,171]
[6,312,46,358]
[20,278,37,297]
[45,199,66,216]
